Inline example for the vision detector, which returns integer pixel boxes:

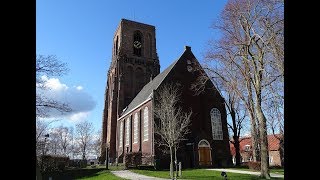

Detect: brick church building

[101,19,231,168]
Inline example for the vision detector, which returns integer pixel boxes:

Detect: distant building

[230,134,284,167]
[101,19,232,168]
[87,158,99,166]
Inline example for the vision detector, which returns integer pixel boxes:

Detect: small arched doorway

[198,139,212,166]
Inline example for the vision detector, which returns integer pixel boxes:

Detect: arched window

[125,117,130,146]
[143,107,149,141]
[119,121,123,147]
[198,139,210,147]
[211,108,223,140]
[133,113,138,144]
[133,31,142,56]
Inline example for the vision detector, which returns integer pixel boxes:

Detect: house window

[269,156,273,164]
[244,144,251,151]
[143,107,149,141]
[133,113,138,144]
[119,121,123,147]
[210,108,223,140]
[125,117,130,146]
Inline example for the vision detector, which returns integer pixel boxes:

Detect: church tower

[101,19,160,162]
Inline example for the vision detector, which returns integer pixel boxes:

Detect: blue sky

[36,0,228,132]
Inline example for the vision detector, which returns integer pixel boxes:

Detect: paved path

[111,170,170,180]
[207,168,284,178]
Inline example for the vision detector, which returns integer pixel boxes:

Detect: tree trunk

[280,137,284,167]
[256,102,270,179]
[244,59,260,162]
[230,106,241,166]
[248,108,260,161]
[174,146,178,178]
[233,136,241,166]
[170,147,173,179]
[100,148,106,164]
[82,147,86,160]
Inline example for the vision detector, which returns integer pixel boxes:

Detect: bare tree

[265,83,284,166]
[204,27,261,164]
[47,130,60,155]
[66,127,80,159]
[36,119,60,156]
[75,120,94,160]
[154,84,192,179]
[36,55,69,82]
[92,130,102,159]
[204,0,284,178]
[36,55,71,118]
[50,125,73,156]
[227,97,247,166]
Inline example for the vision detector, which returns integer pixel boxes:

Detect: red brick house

[230,134,283,167]
[101,19,232,168]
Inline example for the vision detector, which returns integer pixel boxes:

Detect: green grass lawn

[108,164,126,171]
[74,165,127,180]
[75,170,127,180]
[73,164,283,180]
[131,169,284,179]
[229,167,284,175]
[270,169,284,175]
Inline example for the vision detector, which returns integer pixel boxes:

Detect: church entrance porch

[198,139,212,166]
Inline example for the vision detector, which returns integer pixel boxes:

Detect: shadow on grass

[42,168,106,180]
[181,175,220,179]
[76,173,100,179]
[182,175,283,180]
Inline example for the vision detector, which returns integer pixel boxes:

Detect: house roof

[268,134,282,151]
[230,134,283,156]
[120,58,179,117]
[230,137,252,155]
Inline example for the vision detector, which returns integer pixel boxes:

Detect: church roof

[120,58,179,117]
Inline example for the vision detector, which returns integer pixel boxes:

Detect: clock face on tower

[133,41,142,48]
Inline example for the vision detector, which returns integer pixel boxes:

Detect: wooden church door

[198,139,212,166]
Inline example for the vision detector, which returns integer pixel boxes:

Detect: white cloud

[41,76,69,91]
[76,86,83,90]
[37,76,96,122]
[68,112,90,122]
